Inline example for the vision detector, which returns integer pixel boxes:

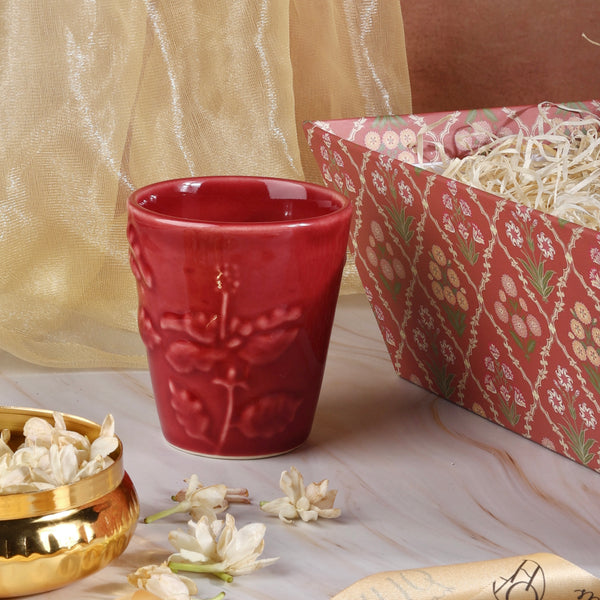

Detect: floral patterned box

[305,101,600,472]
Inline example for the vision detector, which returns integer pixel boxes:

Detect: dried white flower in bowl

[0,411,118,494]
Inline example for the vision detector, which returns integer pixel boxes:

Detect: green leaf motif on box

[440,182,484,266]
[504,207,555,301]
[483,344,526,426]
[563,423,596,465]
[465,108,500,124]
[412,305,457,398]
[547,364,597,465]
[373,114,407,128]
[385,205,414,244]
[371,163,415,243]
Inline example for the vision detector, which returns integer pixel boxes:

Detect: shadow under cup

[127,176,352,458]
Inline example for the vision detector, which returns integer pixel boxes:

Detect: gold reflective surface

[0,407,139,597]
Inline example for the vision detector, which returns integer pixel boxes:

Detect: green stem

[143,503,184,523]
[205,593,226,600]
[168,561,234,583]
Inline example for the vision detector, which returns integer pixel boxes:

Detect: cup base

[164,440,304,460]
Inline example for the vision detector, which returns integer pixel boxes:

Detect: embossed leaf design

[166,340,228,374]
[127,226,154,288]
[138,309,161,349]
[161,312,218,345]
[169,380,213,441]
[238,328,300,366]
[234,306,302,366]
[239,393,302,438]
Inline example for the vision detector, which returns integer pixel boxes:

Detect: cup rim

[127,175,352,227]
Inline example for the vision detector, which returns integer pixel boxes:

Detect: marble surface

[1,293,600,599]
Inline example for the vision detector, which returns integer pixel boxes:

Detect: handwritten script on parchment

[332,553,599,600]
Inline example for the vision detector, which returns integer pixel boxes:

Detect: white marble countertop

[1,293,599,599]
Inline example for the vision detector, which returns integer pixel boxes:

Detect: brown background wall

[402,1,600,114]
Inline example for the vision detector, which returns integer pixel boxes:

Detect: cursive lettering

[493,559,546,600]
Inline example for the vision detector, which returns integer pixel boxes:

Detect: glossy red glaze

[127,176,352,457]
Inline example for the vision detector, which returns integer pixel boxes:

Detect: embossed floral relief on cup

[131,256,306,454]
[128,225,153,289]
[162,272,304,451]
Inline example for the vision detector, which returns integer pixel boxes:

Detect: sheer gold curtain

[0,1,411,368]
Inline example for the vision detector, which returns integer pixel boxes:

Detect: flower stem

[143,504,183,524]
[168,561,234,583]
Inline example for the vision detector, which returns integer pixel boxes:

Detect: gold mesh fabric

[0,1,411,368]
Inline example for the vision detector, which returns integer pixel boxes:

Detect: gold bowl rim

[0,406,124,519]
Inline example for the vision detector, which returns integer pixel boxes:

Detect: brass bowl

[0,407,139,597]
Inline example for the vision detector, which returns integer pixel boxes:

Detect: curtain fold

[0,0,411,368]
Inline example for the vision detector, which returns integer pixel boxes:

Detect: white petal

[279,467,304,502]
[182,474,202,499]
[168,524,215,562]
[129,563,169,585]
[167,530,203,554]
[0,465,28,487]
[260,497,295,517]
[195,483,227,503]
[0,429,12,455]
[146,573,196,600]
[99,413,115,438]
[221,521,266,565]
[74,455,113,481]
[189,504,218,522]
[129,563,197,600]
[306,479,329,503]
[55,429,89,451]
[296,496,311,511]
[12,445,47,467]
[52,444,79,485]
[90,435,118,459]
[316,507,342,519]
[52,411,67,430]
[228,555,280,576]
[298,508,319,522]
[22,417,53,446]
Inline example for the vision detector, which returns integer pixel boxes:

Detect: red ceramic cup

[127,176,352,457]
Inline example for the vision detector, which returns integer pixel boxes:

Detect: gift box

[305,100,600,472]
